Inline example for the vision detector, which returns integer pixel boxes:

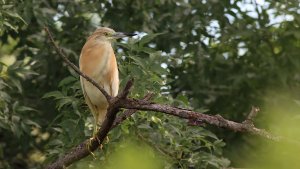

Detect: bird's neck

[84,38,112,50]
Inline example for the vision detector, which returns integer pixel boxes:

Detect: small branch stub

[243,106,260,125]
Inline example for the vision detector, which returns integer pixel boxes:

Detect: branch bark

[44,27,281,169]
[120,99,280,141]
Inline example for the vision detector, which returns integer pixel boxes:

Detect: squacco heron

[79,27,136,133]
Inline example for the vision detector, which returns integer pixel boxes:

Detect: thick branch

[112,92,154,128]
[120,99,281,141]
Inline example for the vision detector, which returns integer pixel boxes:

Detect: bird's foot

[94,135,100,144]
[86,137,96,159]
[92,132,104,151]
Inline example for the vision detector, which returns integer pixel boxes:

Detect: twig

[112,92,154,128]
[243,106,260,125]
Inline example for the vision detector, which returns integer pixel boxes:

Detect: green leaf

[10,78,22,93]
[3,21,18,32]
[0,91,11,102]
[3,11,27,25]
[42,91,64,99]
[11,125,22,138]
[138,33,164,47]
[128,55,147,69]
[24,119,40,128]
[16,105,37,113]
[151,116,162,124]
[57,97,73,110]
[58,76,77,87]
[138,124,151,129]
[121,124,129,134]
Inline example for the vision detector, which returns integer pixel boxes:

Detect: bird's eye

[104,32,109,36]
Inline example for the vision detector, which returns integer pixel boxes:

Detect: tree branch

[112,92,154,128]
[120,99,280,141]
[44,27,281,169]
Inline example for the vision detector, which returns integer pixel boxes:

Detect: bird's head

[90,27,136,41]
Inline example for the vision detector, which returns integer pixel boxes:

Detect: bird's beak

[113,32,137,39]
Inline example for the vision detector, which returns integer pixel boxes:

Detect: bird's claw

[91,134,104,152]
[95,135,101,145]
[86,137,96,159]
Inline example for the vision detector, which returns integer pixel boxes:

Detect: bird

[79,27,136,133]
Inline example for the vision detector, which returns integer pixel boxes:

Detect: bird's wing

[108,52,119,97]
[80,76,97,116]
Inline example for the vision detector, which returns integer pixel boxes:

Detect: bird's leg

[93,119,99,137]
[94,125,102,145]
[94,136,103,151]
[95,122,104,150]
[85,120,100,158]
[92,120,103,145]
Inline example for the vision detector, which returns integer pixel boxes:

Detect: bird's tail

[88,105,107,135]
[95,106,107,125]
[82,92,108,125]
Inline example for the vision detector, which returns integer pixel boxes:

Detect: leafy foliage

[0,0,299,169]
[0,0,27,33]
[0,34,41,168]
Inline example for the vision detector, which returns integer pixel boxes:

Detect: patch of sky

[238,42,248,56]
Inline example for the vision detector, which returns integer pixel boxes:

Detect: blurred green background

[1,0,300,168]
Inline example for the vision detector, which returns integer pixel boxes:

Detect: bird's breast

[80,41,112,79]
[79,40,119,106]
